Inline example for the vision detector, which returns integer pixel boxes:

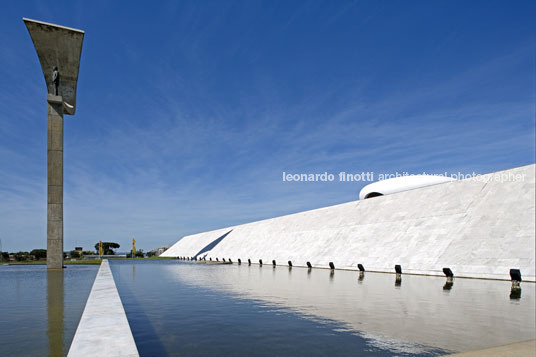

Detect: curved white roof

[359,175,455,200]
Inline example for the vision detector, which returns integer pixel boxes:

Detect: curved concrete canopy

[23,18,84,115]
[359,174,455,200]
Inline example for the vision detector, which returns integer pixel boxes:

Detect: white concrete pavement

[67,260,139,357]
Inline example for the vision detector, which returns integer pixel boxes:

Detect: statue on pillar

[52,66,60,96]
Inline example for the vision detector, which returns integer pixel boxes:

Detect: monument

[23,18,84,269]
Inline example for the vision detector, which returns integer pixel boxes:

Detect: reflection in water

[395,274,402,287]
[358,271,365,284]
[47,270,64,357]
[168,262,536,353]
[443,280,454,291]
[114,261,445,356]
[510,286,522,300]
[0,265,98,357]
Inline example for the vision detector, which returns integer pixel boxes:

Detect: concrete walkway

[68,260,139,357]
[447,340,535,356]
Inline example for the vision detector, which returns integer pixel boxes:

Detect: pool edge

[445,339,536,356]
[67,259,139,357]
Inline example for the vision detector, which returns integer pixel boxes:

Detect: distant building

[150,246,170,257]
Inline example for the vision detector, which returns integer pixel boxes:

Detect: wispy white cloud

[0,1,533,252]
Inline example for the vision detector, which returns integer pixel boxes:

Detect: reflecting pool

[0,265,98,356]
[111,260,535,356]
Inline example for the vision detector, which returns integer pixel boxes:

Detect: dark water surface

[111,260,535,357]
[2,261,532,357]
[0,264,98,356]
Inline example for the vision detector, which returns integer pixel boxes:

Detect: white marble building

[163,165,535,281]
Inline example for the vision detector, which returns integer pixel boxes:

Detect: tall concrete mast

[24,18,84,269]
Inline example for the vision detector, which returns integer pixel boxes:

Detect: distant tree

[134,249,144,258]
[14,251,30,261]
[146,250,156,257]
[69,250,81,259]
[82,250,95,256]
[30,249,47,260]
[94,242,120,255]
[1,251,9,261]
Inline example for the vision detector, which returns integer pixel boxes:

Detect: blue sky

[0,0,534,252]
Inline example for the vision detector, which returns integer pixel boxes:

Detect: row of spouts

[175,255,524,297]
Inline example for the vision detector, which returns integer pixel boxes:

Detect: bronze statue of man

[52,66,59,96]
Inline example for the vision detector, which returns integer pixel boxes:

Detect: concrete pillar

[47,94,64,269]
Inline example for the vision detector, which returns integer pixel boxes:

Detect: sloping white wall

[163,165,536,281]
